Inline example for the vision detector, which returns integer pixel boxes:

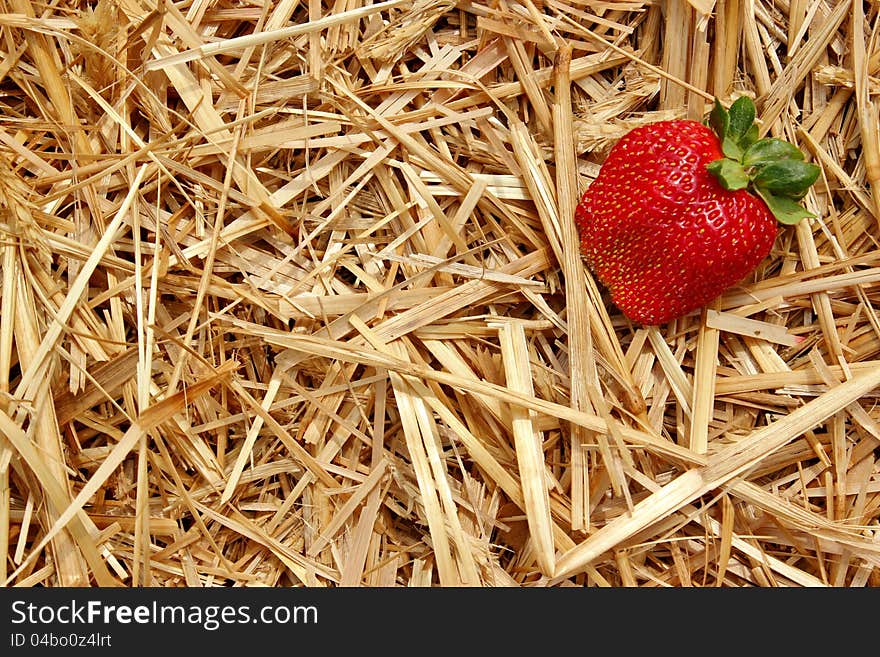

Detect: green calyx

[705,96,820,225]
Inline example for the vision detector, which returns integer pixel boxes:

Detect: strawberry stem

[706,97,819,225]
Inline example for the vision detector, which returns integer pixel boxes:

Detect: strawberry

[575,97,819,325]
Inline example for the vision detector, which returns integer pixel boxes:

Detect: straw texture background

[2,0,879,587]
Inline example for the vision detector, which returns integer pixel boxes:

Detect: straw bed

[1,0,879,587]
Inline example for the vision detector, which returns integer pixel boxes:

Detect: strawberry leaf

[755,187,815,225]
[711,97,759,162]
[740,124,759,151]
[728,96,756,140]
[707,159,749,190]
[709,98,729,141]
[721,136,744,160]
[743,138,804,167]
[705,96,820,227]
[752,160,820,197]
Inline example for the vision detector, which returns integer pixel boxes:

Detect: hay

[1,0,879,587]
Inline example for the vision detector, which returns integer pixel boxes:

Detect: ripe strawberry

[575,97,819,325]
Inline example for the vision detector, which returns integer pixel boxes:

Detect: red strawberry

[575,97,819,325]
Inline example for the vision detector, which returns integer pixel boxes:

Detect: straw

[3,0,879,587]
